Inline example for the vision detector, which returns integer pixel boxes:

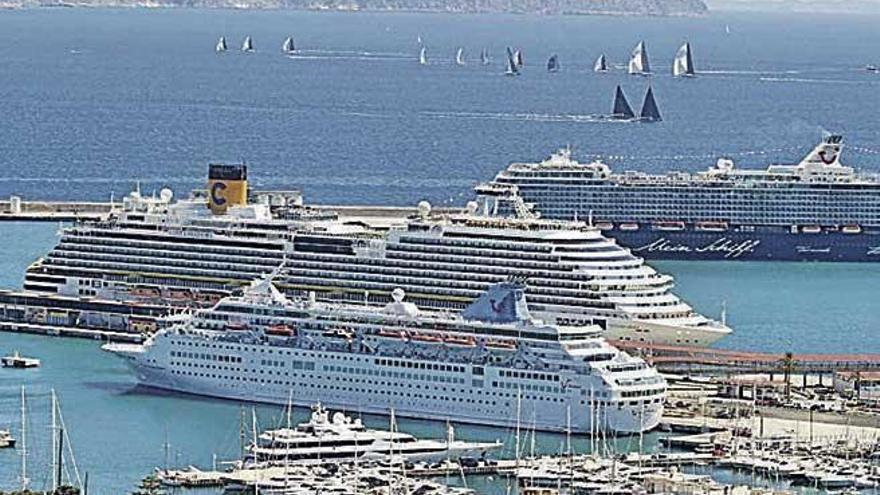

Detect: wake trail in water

[759,76,874,85]
[420,110,631,124]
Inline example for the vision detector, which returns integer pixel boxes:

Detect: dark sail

[685,43,695,75]
[639,86,662,122]
[612,85,635,119]
[505,47,519,75]
[547,54,559,72]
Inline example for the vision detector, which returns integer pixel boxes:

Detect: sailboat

[594,53,608,73]
[628,41,650,75]
[672,42,695,77]
[241,36,254,53]
[547,54,559,73]
[215,36,227,53]
[282,37,296,55]
[639,86,662,122]
[611,85,635,120]
[514,49,524,68]
[455,47,465,66]
[480,48,490,65]
[504,47,520,76]
[418,46,428,65]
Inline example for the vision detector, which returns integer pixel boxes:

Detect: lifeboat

[485,339,516,350]
[132,287,160,298]
[695,221,728,232]
[266,324,295,337]
[801,225,822,234]
[618,223,639,231]
[411,333,444,344]
[444,335,476,347]
[167,288,192,300]
[594,222,614,231]
[842,224,862,234]
[378,329,407,339]
[226,323,249,332]
[652,221,686,232]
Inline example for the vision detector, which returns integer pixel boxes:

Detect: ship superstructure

[17,165,730,346]
[104,279,667,433]
[479,136,880,261]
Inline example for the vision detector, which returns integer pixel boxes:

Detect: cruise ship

[103,278,667,433]
[479,135,880,262]
[17,164,729,346]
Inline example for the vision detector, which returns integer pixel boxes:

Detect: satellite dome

[391,287,405,302]
[159,188,174,202]
[417,200,431,217]
[466,201,478,214]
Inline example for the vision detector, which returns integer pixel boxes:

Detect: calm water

[0,9,878,206]
[1,7,879,493]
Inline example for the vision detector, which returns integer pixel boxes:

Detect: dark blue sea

[1,7,880,494]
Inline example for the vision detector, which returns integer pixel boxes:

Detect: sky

[706,0,880,13]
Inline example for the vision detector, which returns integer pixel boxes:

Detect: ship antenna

[588,209,594,228]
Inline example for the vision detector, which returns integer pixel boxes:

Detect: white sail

[215,36,227,53]
[419,46,427,65]
[514,49,523,68]
[672,42,695,77]
[505,47,519,76]
[455,47,465,66]
[282,37,295,54]
[628,41,650,75]
[593,53,607,72]
[480,48,490,65]
[242,36,254,52]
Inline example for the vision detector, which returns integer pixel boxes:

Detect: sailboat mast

[51,389,57,491]
[20,386,28,491]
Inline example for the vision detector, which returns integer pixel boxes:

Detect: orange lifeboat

[486,339,516,350]
[444,335,476,347]
[226,323,249,332]
[266,324,295,337]
[411,333,444,344]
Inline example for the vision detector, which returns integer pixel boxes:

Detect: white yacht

[16,164,730,346]
[248,404,500,466]
[104,278,667,433]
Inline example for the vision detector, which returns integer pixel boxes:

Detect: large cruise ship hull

[603,225,880,262]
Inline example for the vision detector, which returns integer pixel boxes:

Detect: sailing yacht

[594,54,608,73]
[672,42,695,77]
[241,36,254,52]
[215,36,227,53]
[480,48,490,65]
[419,46,428,65]
[514,49,524,68]
[546,54,559,73]
[610,85,635,120]
[455,47,465,66]
[282,37,296,55]
[639,86,662,122]
[504,47,519,76]
[628,41,650,75]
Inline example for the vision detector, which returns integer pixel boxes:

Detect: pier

[612,340,880,374]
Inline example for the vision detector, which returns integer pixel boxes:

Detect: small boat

[225,323,249,332]
[547,54,559,73]
[611,85,635,120]
[652,221,685,231]
[801,225,822,234]
[0,429,15,448]
[444,335,476,347]
[282,36,295,55]
[1,351,40,369]
[696,221,728,232]
[594,53,608,73]
[480,48,490,65]
[619,223,640,231]
[411,333,443,343]
[215,36,227,53]
[378,329,407,339]
[866,65,878,73]
[455,47,465,66]
[418,46,427,66]
[639,86,662,122]
[628,40,651,75]
[266,324,295,337]
[672,42,696,77]
[486,339,516,350]
[504,47,519,76]
[595,222,614,231]
[842,224,862,234]
[241,36,254,52]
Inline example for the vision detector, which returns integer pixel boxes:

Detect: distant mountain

[31,0,709,15]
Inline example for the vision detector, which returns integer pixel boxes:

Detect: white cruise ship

[17,164,730,346]
[248,404,501,466]
[104,278,667,433]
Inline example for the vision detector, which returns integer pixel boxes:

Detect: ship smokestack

[207,163,248,215]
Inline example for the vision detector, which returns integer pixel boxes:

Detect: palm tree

[779,352,796,400]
